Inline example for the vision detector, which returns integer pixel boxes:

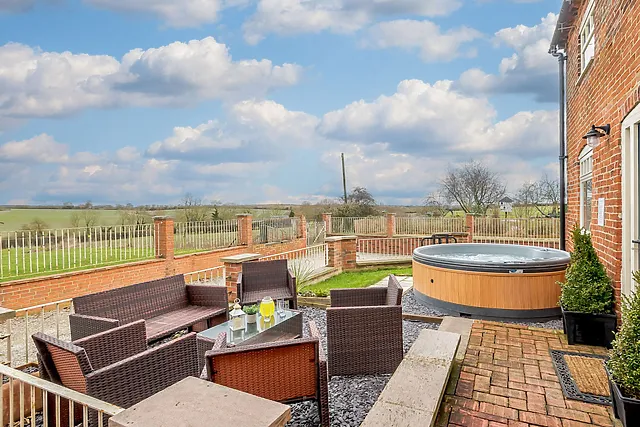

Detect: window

[580,0,596,72]
[580,146,593,231]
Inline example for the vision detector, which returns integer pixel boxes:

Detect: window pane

[584,179,592,230]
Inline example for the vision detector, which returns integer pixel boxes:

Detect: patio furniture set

[31,260,404,426]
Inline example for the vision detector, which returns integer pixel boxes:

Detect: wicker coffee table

[196,309,303,370]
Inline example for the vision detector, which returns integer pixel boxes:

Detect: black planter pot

[562,308,617,348]
[608,370,640,427]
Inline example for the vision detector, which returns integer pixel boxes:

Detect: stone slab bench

[361,326,462,427]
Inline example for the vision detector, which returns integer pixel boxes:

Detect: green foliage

[242,304,259,315]
[607,272,640,399]
[288,210,295,218]
[559,226,614,314]
[288,258,319,292]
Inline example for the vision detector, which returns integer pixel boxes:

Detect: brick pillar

[386,212,396,237]
[154,216,175,276]
[297,215,307,241]
[325,236,357,271]
[237,214,253,247]
[465,214,474,243]
[220,253,262,301]
[322,213,332,235]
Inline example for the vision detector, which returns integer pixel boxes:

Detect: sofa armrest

[74,320,147,370]
[309,320,330,427]
[330,287,387,307]
[187,284,229,311]
[86,333,198,408]
[236,272,243,300]
[69,313,119,341]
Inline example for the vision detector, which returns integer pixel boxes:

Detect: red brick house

[550,0,640,309]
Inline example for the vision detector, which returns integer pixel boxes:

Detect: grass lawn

[299,267,412,297]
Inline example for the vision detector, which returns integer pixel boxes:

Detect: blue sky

[0,0,561,206]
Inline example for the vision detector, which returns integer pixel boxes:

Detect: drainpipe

[550,47,567,251]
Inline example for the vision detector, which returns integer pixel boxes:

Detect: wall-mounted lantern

[582,124,611,148]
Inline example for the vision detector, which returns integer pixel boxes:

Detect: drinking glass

[276,299,285,316]
[259,296,275,322]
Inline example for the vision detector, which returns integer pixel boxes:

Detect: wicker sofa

[69,274,229,342]
[326,274,404,376]
[237,259,298,309]
[33,321,199,426]
[202,321,329,426]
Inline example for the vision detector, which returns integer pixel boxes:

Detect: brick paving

[436,321,622,427]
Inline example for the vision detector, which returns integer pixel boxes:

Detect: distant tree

[440,161,506,215]
[177,193,209,223]
[62,201,74,209]
[289,210,296,218]
[515,174,561,217]
[335,187,378,217]
[424,191,453,217]
[70,210,99,228]
[82,200,93,210]
[21,218,49,233]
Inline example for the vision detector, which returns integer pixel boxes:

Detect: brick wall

[0,235,306,310]
[564,0,640,311]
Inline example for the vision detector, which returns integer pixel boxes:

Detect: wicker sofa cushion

[386,275,403,306]
[145,305,227,341]
[74,275,189,324]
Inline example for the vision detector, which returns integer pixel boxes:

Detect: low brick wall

[0,238,306,310]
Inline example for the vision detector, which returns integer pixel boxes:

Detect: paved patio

[437,321,621,427]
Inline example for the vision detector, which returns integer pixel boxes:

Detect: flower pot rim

[561,307,617,317]
[606,366,640,404]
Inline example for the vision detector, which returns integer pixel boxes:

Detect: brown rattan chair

[69,274,229,342]
[33,320,199,426]
[203,321,329,426]
[326,274,403,377]
[237,259,298,309]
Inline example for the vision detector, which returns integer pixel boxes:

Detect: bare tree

[515,181,539,218]
[515,175,560,217]
[539,175,561,216]
[177,193,209,223]
[424,191,452,217]
[440,161,506,215]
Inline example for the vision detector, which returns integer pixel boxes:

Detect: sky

[0,0,562,206]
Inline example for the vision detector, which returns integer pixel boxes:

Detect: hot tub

[412,243,570,321]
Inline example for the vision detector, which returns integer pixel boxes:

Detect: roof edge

[550,0,580,51]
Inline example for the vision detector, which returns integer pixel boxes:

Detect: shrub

[299,290,329,298]
[242,304,259,315]
[607,272,640,399]
[559,226,614,314]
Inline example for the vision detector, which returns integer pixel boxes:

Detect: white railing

[357,237,422,260]
[174,220,238,254]
[331,217,385,235]
[259,244,328,272]
[472,236,560,249]
[253,218,299,244]
[394,216,466,235]
[0,224,155,281]
[183,266,226,286]
[473,217,560,239]
[2,299,72,367]
[306,221,326,246]
[0,363,123,427]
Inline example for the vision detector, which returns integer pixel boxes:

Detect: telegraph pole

[341,153,348,204]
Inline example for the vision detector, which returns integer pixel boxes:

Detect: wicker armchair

[203,321,329,426]
[326,275,403,376]
[33,320,199,426]
[237,259,298,309]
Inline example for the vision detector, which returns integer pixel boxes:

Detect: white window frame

[579,145,593,231]
[622,106,640,297]
[579,0,596,72]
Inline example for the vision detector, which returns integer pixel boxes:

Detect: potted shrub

[606,275,640,427]
[243,304,258,323]
[559,226,616,347]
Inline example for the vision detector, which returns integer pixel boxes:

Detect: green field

[0,209,138,231]
[299,267,413,297]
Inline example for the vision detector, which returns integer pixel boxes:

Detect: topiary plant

[607,272,640,399]
[559,226,614,314]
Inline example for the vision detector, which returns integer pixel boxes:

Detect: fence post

[220,253,262,301]
[237,214,253,247]
[298,215,307,241]
[386,213,396,237]
[322,213,332,235]
[325,236,357,271]
[154,216,175,276]
[465,214,474,243]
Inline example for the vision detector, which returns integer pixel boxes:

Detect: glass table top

[197,309,300,346]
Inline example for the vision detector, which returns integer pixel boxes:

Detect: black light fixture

[582,124,611,148]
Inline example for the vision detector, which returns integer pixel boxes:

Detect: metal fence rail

[183,266,226,286]
[0,363,123,427]
[331,217,385,235]
[357,237,422,260]
[174,220,238,254]
[0,224,155,281]
[394,217,466,235]
[253,218,299,244]
[473,217,560,239]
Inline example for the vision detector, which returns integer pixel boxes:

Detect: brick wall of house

[564,0,640,310]
[0,237,307,310]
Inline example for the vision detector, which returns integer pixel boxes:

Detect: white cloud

[362,20,481,62]
[0,38,302,120]
[84,0,222,27]
[243,0,462,44]
[0,0,55,13]
[0,134,69,163]
[455,13,558,102]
